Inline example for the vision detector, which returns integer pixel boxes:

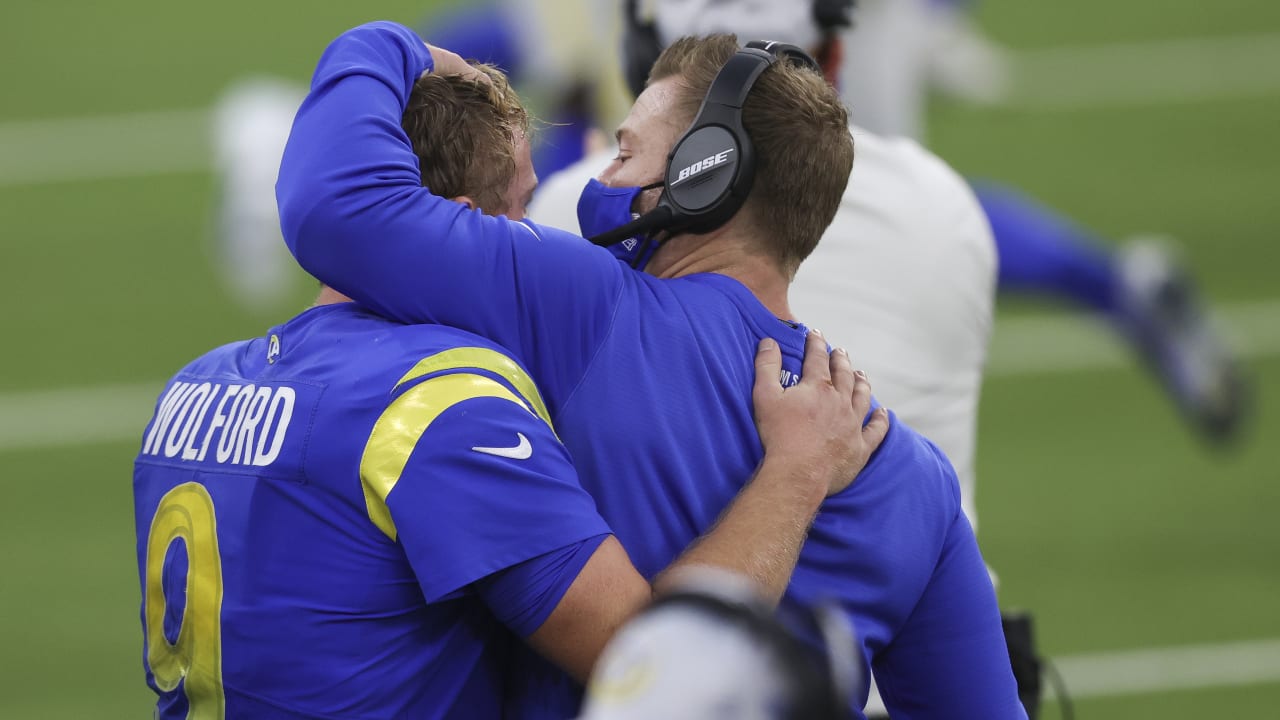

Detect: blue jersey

[278,22,1025,719]
[133,302,610,719]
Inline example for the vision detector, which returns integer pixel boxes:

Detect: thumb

[753,337,783,408]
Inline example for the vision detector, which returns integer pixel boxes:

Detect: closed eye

[614,127,634,164]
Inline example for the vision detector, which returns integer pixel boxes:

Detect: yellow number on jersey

[144,482,225,719]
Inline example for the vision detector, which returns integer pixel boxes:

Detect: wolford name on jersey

[141,381,296,467]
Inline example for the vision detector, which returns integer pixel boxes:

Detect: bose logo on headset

[671,148,735,187]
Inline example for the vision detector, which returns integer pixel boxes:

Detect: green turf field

[1,0,1276,716]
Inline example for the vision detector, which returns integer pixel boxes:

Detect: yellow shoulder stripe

[394,346,553,428]
[362,346,556,540]
[360,372,542,540]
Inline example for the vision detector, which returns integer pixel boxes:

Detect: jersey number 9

[144,482,226,718]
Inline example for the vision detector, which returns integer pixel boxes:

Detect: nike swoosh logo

[471,432,532,460]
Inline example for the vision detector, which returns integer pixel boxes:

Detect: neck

[646,232,795,321]
[313,286,352,306]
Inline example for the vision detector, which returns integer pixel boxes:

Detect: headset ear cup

[657,48,776,236]
[650,44,816,237]
[664,126,743,227]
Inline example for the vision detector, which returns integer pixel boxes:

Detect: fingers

[830,347,854,396]
[861,407,891,454]
[801,329,831,387]
[753,337,783,407]
[852,372,888,458]
[850,370,873,420]
[424,44,461,74]
[425,44,491,84]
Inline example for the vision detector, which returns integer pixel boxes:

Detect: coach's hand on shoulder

[753,330,890,498]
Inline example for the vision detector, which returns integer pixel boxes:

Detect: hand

[423,43,489,84]
[752,330,890,497]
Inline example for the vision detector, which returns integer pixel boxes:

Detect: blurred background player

[836,0,1012,141]
[209,0,629,311]
[830,0,1250,443]
[210,77,306,309]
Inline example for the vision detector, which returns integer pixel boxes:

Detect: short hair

[401,64,530,215]
[649,35,853,276]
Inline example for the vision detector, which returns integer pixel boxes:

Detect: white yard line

[0,381,162,452]
[1,34,1278,187]
[1008,32,1280,111]
[0,108,209,188]
[1049,637,1280,700]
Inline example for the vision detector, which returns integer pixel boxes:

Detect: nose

[597,161,620,187]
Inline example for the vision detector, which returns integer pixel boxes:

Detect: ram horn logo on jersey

[671,149,735,187]
[267,333,281,364]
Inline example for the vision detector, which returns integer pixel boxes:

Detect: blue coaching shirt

[133,303,610,719]
[278,22,1026,719]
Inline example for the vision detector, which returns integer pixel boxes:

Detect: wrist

[754,453,827,512]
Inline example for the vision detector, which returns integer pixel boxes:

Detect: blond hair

[401,64,530,214]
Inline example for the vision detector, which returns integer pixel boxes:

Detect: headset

[589,39,820,250]
[621,0,856,99]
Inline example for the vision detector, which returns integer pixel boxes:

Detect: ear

[451,195,477,211]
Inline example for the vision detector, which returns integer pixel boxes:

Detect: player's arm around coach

[538,330,887,680]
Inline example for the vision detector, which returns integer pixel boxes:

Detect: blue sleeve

[475,533,609,637]
[384,391,612,603]
[874,507,1027,719]
[277,21,625,404]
